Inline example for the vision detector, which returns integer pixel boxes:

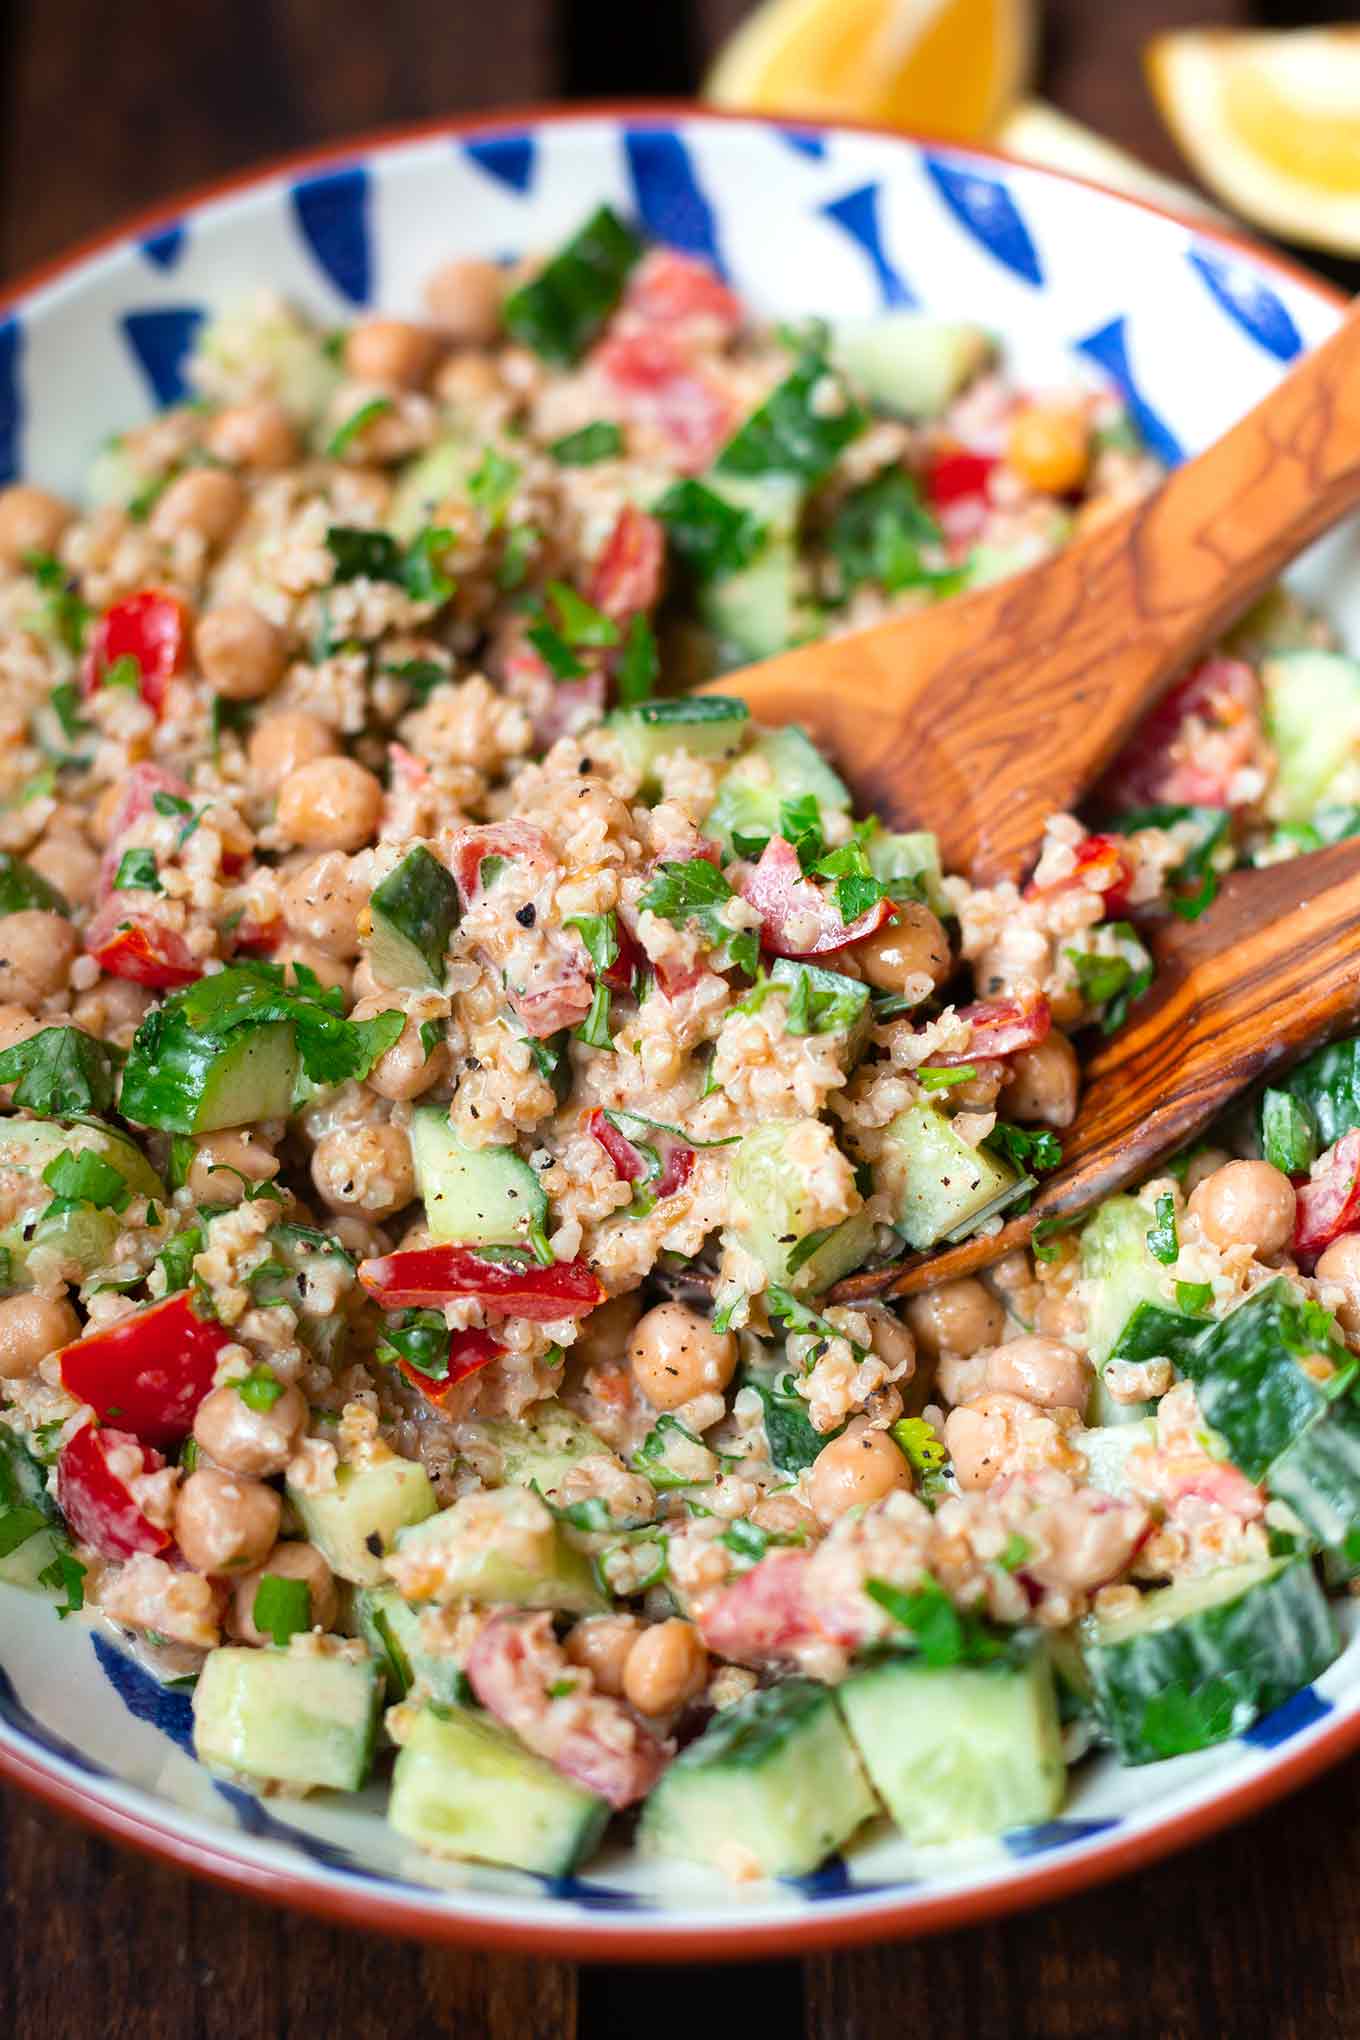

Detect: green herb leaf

[384,657,449,703]
[252,1573,312,1647]
[23,550,90,653]
[1147,1192,1180,1265]
[376,1308,451,1381]
[156,1224,203,1297]
[325,396,394,458]
[502,206,642,365]
[401,526,456,604]
[1110,804,1231,922]
[565,911,620,974]
[496,522,540,590]
[829,469,944,597]
[153,790,194,819]
[653,478,768,583]
[889,1416,949,1484]
[1261,1088,1318,1176]
[236,1367,285,1412]
[639,859,759,979]
[716,348,866,484]
[721,1519,770,1563]
[0,1027,122,1117]
[614,614,658,705]
[38,1549,87,1616]
[113,848,161,895]
[325,524,455,603]
[41,1148,130,1213]
[526,622,587,681]
[573,981,613,1050]
[916,1064,976,1091]
[985,1121,1063,1173]
[549,421,623,465]
[49,681,89,743]
[1175,1280,1213,1315]
[865,1574,1006,1667]
[546,581,619,649]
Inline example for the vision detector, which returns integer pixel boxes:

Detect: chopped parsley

[41,1148,130,1215]
[715,346,865,484]
[639,859,759,978]
[325,395,394,458]
[22,549,90,653]
[0,1026,122,1117]
[864,1574,1008,1667]
[985,1121,1063,1174]
[502,205,642,364]
[549,421,623,465]
[376,1309,451,1382]
[1146,1192,1180,1265]
[236,1367,286,1412]
[1176,1280,1214,1316]
[653,478,767,583]
[614,614,658,705]
[113,848,161,895]
[468,447,521,528]
[251,1573,312,1647]
[325,524,455,603]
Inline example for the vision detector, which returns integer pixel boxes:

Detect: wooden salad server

[701,299,1360,887]
[831,838,1360,1302]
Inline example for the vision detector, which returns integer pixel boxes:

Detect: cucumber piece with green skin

[1265,1393,1360,1564]
[1087,1300,1206,1425]
[287,1454,437,1587]
[828,314,991,420]
[1078,1195,1172,1372]
[0,1118,165,1284]
[724,1120,875,1293]
[409,1105,547,1246]
[119,1011,299,1134]
[389,437,475,541]
[387,1486,607,1615]
[866,830,950,917]
[605,696,750,786]
[471,1398,610,1504]
[876,1103,1025,1252]
[706,721,852,850]
[1177,1278,1352,1481]
[0,852,68,917]
[0,1426,65,1589]
[1080,1557,1339,1764]
[1263,651,1360,824]
[366,846,460,990]
[838,1643,1065,1845]
[0,1522,67,1591]
[632,1411,719,1491]
[1268,1035,1360,1151]
[192,1646,383,1793]
[389,1703,610,1874]
[639,1678,875,1876]
[352,1585,469,1704]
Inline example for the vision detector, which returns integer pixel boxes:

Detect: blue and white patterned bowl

[3,106,1360,1958]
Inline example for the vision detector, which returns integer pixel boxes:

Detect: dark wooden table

[3,1,1357,2033]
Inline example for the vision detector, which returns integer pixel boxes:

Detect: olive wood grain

[830,837,1360,1302]
[703,302,1360,886]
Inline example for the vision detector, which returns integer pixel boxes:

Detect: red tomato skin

[58,1293,232,1447]
[927,994,1052,1067]
[1025,833,1136,917]
[925,447,997,509]
[1098,656,1261,812]
[447,821,552,905]
[593,330,732,474]
[358,1247,606,1319]
[85,908,202,988]
[740,835,897,958]
[1294,1130,1360,1260]
[396,1330,503,1409]
[585,504,666,623]
[56,1425,171,1561]
[82,590,190,715]
[619,249,745,341]
[96,763,194,901]
[587,1108,646,1183]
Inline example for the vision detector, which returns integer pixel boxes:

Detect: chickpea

[193,1379,307,1478]
[1183,1145,1231,1195]
[71,976,150,1043]
[274,941,353,998]
[570,1291,643,1373]
[311,1122,415,1219]
[905,1277,1005,1361]
[749,1492,819,1540]
[1007,404,1090,496]
[565,1612,641,1697]
[0,910,76,1004]
[809,1419,912,1525]
[280,852,367,958]
[621,1618,708,1717]
[628,1302,737,1411]
[0,1002,40,1055]
[987,1334,1089,1411]
[27,833,99,908]
[0,1292,79,1380]
[944,1392,1038,1492]
[149,466,245,548]
[195,603,287,701]
[329,1213,391,1261]
[1315,1234,1360,1336]
[349,954,384,1001]
[861,1304,916,1378]
[205,400,300,471]
[1000,1033,1079,1129]
[173,1467,282,1575]
[353,997,446,1101]
[423,258,506,345]
[227,1539,338,1645]
[275,756,383,853]
[0,483,71,567]
[248,710,339,795]
[854,902,952,998]
[344,318,438,389]
[434,351,502,409]
[186,1130,280,1203]
[1188,1159,1296,1257]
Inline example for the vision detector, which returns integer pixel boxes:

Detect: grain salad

[4,207,1360,1878]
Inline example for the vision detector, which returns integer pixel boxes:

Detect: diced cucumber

[605,696,750,786]
[192,293,343,426]
[367,846,460,989]
[725,1119,875,1293]
[876,1103,1025,1252]
[1177,1278,1351,1481]
[352,1584,467,1704]
[767,958,871,1046]
[287,1454,437,1586]
[866,830,950,917]
[388,1486,607,1615]
[86,436,144,512]
[1078,1195,1170,1370]
[0,1425,66,1590]
[409,1106,547,1246]
[1080,1557,1339,1764]
[838,1643,1065,1845]
[192,1645,382,1792]
[639,1678,875,1877]
[1080,1418,1156,1498]
[389,1702,610,1874]
[707,722,852,851]
[389,438,476,541]
[829,314,992,420]
[0,852,69,917]
[1263,651,1360,823]
[120,1012,299,1134]
[0,1118,166,1283]
[0,1522,67,1592]
[472,1398,610,1504]
[1266,1393,1360,1560]
[737,1355,830,1474]
[1089,1300,1206,1425]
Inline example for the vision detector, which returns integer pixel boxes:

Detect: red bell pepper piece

[85,903,202,988]
[924,447,997,509]
[447,820,553,906]
[1294,1130,1360,1260]
[395,1329,503,1409]
[82,589,191,715]
[927,994,1052,1067]
[58,1292,232,1446]
[1025,832,1136,917]
[585,503,666,624]
[740,835,897,959]
[358,1247,606,1319]
[586,1108,695,1200]
[56,1425,172,1561]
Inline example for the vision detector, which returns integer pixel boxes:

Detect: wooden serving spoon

[700,301,1360,887]
[830,838,1360,1303]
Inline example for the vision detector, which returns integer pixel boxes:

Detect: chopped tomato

[739,835,896,958]
[447,820,553,905]
[924,447,997,509]
[387,741,430,791]
[395,1329,503,1410]
[586,1107,695,1200]
[1294,1130,1360,1260]
[1154,1453,1264,1522]
[585,504,665,624]
[56,1425,171,1561]
[358,1247,606,1320]
[85,902,202,988]
[230,913,283,956]
[928,994,1052,1066]
[96,762,194,900]
[1025,832,1136,917]
[619,248,745,342]
[82,590,190,715]
[1098,656,1261,812]
[600,916,645,996]
[697,1548,817,1668]
[58,1293,232,1447]
[593,330,732,475]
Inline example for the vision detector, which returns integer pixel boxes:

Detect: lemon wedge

[1147,27,1360,255]
[704,0,1034,143]
[996,100,1226,221]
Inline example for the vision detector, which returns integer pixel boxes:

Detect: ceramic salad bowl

[2,104,1359,1959]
